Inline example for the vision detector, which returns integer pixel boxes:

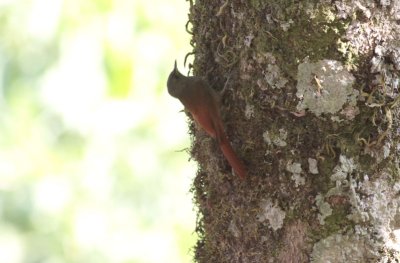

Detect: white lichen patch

[257,199,286,231]
[286,161,302,174]
[265,64,288,89]
[244,34,254,47]
[348,176,399,230]
[327,156,398,230]
[320,154,400,259]
[277,129,288,145]
[244,104,255,119]
[383,142,391,159]
[323,155,357,200]
[311,233,373,262]
[258,52,288,90]
[286,161,305,187]
[280,19,293,32]
[263,128,287,147]
[315,194,332,225]
[291,173,305,187]
[308,158,319,174]
[345,176,400,258]
[331,155,356,185]
[296,60,358,117]
[263,131,272,144]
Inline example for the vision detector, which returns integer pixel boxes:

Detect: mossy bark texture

[187,1,400,262]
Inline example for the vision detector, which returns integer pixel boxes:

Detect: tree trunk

[187,0,400,262]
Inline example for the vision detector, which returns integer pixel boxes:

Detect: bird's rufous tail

[219,137,247,180]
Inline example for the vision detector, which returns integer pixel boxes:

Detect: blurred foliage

[0,0,196,262]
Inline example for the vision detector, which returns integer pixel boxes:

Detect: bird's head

[167,60,186,98]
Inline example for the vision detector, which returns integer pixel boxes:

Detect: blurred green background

[0,0,196,262]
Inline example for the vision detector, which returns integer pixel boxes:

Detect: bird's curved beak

[174,60,177,73]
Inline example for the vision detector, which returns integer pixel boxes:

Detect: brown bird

[167,61,247,179]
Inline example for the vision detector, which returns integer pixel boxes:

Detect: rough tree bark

[186,0,400,262]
